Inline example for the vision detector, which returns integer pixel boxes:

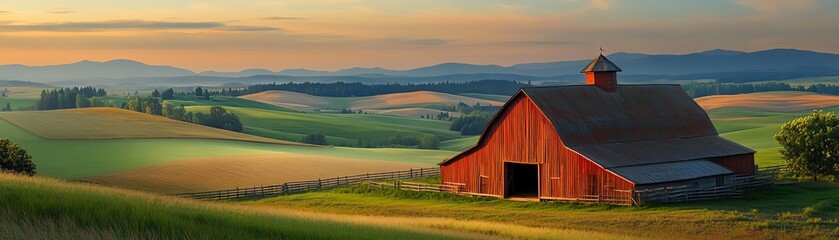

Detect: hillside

[0,108,297,145]
[0,174,473,239]
[239,90,503,112]
[83,153,424,194]
[249,181,839,240]
[695,92,839,112]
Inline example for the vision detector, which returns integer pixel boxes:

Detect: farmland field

[239,90,503,112]
[0,108,295,144]
[247,179,839,240]
[185,105,462,146]
[0,111,454,193]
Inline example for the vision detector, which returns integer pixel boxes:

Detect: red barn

[439,54,755,204]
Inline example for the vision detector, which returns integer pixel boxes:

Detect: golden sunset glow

[1,0,837,71]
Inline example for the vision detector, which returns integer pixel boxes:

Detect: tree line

[36,87,108,110]
[204,80,530,97]
[682,82,839,98]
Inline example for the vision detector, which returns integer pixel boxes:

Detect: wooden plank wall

[711,153,756,175]
[441,95,634,199]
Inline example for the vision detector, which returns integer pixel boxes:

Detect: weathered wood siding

[710,153,755,175]
[440,95,634,199]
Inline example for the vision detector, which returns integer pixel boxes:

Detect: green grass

[250,182,839,239]
[186,105,462,146]
[440,136,478,151]
[0,118,454,179]
[709,106,839,167]
[458,93,510,102]
[0,97,38,110]
[166,95,296,112]
[0,174,464,240]
[753,76,839,86]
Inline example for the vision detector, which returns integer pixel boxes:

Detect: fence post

[317,179,322,190]
[283,183,288,194]
[410,168,413,178]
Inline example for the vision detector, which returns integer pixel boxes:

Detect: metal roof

[609,160,733,185]
[440,84,755,170]
[580,54,622,73]
[524,85,718,147]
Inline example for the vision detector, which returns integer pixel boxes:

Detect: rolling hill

[239,90,503,112]
[0,108,456,193]
[695,91,839,112]
[0,174,473,239]
[0,108,296,145]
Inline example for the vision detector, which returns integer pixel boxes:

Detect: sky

[0,0,837,72]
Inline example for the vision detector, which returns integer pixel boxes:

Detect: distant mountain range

[1,49,838,86]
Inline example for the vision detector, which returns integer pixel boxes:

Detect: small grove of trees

[774,110,839,181]
[451,112,493,135]
[122,97,243,132]
[302,132,328,145]
[417,135,440,149]
[0,138,36,176]
[36,87,108,110]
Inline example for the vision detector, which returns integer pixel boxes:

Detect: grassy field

[186,105,462,146]
[239,90,503,112]
[753,76,839,86]
[708,105,839,167]
[0,108,295,145]
[0,174,483,240]
[440,136,479,151]
[247,180,839,239]
[83,153,426,194]
[695,91,839,112]
[0,111,454,192]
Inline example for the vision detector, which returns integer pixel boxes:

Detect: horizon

[1,0,837,72]
[1,47,833,73]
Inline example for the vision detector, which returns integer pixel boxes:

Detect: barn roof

[440,84,754,171]
[580,54,622,73]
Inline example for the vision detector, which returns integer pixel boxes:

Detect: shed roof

[609,160,732,185]
[580,54,622,73]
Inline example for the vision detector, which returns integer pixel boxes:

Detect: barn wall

[441,95,634,199]
[710,153,755,175]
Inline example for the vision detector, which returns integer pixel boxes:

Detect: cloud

[0,20,280,32]
[48,10,76,14]
[223,26,282,31]
[260,16,306,20]
[737,0,817,13]
[590,0,611,11]
[385,38,447,46]
[0,11,9,14]
[489,40,579,46]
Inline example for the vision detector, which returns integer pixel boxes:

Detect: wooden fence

[175,167,440,200]
[632,166,779,204]
[366,181,465,193]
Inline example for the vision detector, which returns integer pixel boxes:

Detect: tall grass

[0,174,463,240]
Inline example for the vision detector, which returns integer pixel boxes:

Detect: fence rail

[632,166,779,204]
[366,181,465,193]
[175,167,440,200]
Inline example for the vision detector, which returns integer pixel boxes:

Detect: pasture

[239,90,503,112]
[0,111,454,193]
[0,174,472,240]
[695,91,839,112]
[248,180,839,240]
[185,105,461,146]
[0,108,295,145]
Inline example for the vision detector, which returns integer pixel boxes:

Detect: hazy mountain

[198,69,275,77]
[0,59,194,82]
[2,49,838,83]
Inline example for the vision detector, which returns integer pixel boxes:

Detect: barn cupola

[580,54,622,92]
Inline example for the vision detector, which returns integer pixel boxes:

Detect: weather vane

[600,47,605,55]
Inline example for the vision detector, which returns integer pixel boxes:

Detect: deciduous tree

[774,110,839,181]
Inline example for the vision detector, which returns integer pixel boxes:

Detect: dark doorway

[505,162,539,198]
